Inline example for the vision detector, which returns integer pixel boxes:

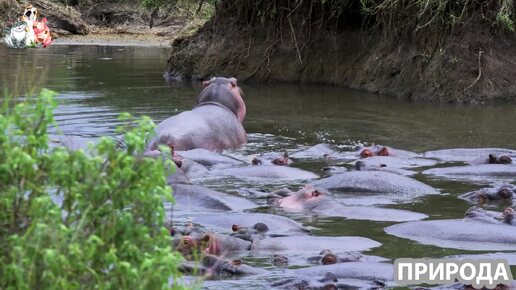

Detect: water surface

[1,44,516,288]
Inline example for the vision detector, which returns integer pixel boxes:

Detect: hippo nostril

[252,158,261,165]
[253,222,269,233]
[231,224,241,232]
[25,11,31,17]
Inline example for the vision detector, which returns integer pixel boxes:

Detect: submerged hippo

[148,77,247,151]
[176,148,244,168]
[270,185,428,222]
[190,212,310,236]
[179,255,268,277]
[251,235,381,253]
[306,250,389,265]
[422,164,516,183]
[173,232,251,259]
[251,152,291,166]
[277,262,394,288]
[423,148,516,163]
[385,207,516,251]
[211,165,318,181]
[459,185,515,205]
[311,171,439,197]
[357,145,419,159]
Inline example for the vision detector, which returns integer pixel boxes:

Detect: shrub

[0,89,186,290]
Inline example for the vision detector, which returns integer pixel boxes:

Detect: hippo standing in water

[148,77,247,151]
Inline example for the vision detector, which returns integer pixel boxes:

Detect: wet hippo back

[149,77,247,151]
[153,105,246,151]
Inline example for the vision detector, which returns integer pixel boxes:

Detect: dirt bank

[2,0,208,48]
[165,1,516,103]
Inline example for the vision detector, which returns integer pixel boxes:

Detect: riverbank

[1,0,211,48]
[165,0,516,104]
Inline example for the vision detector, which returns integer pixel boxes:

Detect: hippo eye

[312,190,322,197]
[378,147,390,156]
[231,224,240,232]
[231,260,242,266]
[251,158,261,166]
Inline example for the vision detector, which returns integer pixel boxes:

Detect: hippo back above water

[148,77,247,151]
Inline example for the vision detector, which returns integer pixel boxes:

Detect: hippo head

[499,156,513,164]
[497,188,513,200]
[200,233,221,256]
[276,185,326,210]
[252,152,291,166]
[197,77,246,122]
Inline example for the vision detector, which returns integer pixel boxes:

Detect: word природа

[395,258,513,288]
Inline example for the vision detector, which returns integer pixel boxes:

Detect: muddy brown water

[1,44,516,289]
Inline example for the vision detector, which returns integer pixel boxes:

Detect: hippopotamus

[385,207,516,251]
[423,148,516,163]
[350,156,437,170]
[422,164,516,183]
[251,235,381,253]
[278,262,394,287]
[459,185,515,205]
[306,250,389,265]
[190,212,311,236]
[173,232,251,259]
[356,145,419,159]
[289,144,342,160]
[176,148,244,168]
[148,77,247,152]
[230,223,270,242]
[210,165,318,181]
[347,160,417,176]
[179,255,268,277]
[310,171,439,197]
[251,152,291,166]
[171,183,257,213]
[270,185,428,222]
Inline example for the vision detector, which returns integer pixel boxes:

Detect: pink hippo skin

[148,77,247,152]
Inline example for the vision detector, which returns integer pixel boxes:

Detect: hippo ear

[229,77,237,87]
[283,152,289,158]
[42,17,47,23]
[202,77,216,87]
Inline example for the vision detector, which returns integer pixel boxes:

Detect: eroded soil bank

[1,0,207,47]
[165,1,516,103]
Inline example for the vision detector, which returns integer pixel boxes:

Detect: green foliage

[0,89,186,290]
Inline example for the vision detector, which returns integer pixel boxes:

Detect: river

[1,44,515,289]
